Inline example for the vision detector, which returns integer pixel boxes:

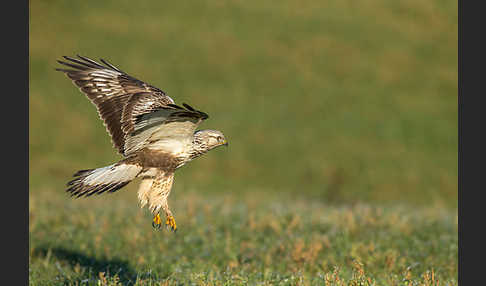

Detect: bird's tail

[66,159,142,198]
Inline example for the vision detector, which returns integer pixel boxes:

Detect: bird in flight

[56,55,228,232]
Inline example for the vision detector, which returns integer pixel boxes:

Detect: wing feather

[56,55,174,155]
[123,105,207,155]
[57,55,209,157]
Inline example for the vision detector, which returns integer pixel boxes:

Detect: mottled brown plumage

[136,149,183,171]
[58,55,227,231]
[56,55,207,155]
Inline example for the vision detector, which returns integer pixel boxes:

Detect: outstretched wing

[57,55,210,157]
[56,55,175,155]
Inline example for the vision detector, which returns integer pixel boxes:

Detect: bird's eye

[217,136,222,141]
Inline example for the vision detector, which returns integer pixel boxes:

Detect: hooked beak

[222,139,228,147]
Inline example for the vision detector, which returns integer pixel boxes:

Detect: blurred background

[29,1,457,283]
[30,0,457,208]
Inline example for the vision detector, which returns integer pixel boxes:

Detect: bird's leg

[162,202,177,232]
[138,178,161,229]
[160,175,177,232]
[150,188,176,232]
[152,213,162,229]
[149,172,176,232]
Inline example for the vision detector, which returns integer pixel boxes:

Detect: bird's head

[193,129,228,152]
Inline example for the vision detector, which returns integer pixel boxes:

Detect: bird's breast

[136,148,185,171]
[148,138,192,156]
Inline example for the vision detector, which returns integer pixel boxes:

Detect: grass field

[30,190,457,285]
[30,0,457,284]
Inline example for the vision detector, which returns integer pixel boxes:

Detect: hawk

[56,55,228,231]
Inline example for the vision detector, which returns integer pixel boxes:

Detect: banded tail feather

[67,161,142,198]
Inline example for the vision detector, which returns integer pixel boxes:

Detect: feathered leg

[137,178,153,209]
[140,171,176,231]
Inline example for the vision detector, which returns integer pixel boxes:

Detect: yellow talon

[166,215,177,232]
[152,213,162,229]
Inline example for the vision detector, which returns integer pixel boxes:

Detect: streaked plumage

[57,55,227,231]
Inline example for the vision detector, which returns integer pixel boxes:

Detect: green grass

[30,0,457,284]
[30,189,457,285]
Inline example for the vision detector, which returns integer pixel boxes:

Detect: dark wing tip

[56,59,90,71]
[182,103,209,120]
[56,55,120,73]
[182,103,196,111]
[55,68,73,73]
[62,55,74,61]
[199,111,209,120]
[167,103,185,110]
[99,58,122,72]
